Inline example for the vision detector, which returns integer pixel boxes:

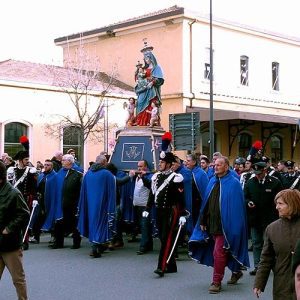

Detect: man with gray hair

[49,154,83,249]
[95,155,108,166]
[189,156,249,294]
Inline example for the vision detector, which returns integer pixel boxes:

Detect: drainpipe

[189,19,196,108]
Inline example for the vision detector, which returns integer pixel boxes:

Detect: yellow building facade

[55,6,300,164]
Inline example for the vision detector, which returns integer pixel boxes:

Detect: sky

[0,0,299,65]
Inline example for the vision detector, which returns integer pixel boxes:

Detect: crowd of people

[1,142,300,300]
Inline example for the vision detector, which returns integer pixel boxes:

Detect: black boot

[71,231,81,249]
[22,242,29,251]
[90,244,102,258]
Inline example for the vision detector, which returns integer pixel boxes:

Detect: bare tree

[44,43,119,144]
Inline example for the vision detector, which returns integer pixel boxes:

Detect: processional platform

[109,126,165,172]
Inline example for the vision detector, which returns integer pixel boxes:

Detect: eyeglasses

[44,164,52,166]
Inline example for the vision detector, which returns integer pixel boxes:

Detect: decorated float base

[109,126,165,172]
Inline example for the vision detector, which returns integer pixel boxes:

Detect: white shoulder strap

[153,172,175,203]
[290,176,300,190]
[14,167,29,188]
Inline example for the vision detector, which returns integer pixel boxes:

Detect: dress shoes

[136,246,153,255]
[227,271,243,284]
[90,250,101,258]
[154,269,164,277]
[70,244,81,249]
[127,236,138,243]
[29,237,39,244]
[22,242,29,251]
[208,283,221,294]
[113,241,124,248]
[249,267,258,276]
[49,243,64,249]
[165,267,177,273]
[90,245,102,258]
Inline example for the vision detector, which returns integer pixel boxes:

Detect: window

[238,133,252,158]
[63,126,83,164]
[204,47,214,80]
[271,135,282,163]
[204,63,211,80]
[4,122,28,157]
[240,56,249,86]
[272,62,279,91]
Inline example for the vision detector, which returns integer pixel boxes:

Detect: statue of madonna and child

[125,40,164,128]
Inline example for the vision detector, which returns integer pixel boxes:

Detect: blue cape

[189,172,250,270]
[229,168,240,180]
[120,172,153,223]
[77,167,116,243]
[72,163,84,173]
[191,166,209,203]
[118,171,135,223]
[190,166,209,232]
[205,167,215,179]
[176,165,193,234]
[53,168,70,221]
[39,170,57,231]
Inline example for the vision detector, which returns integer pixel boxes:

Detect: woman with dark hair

[253,189,300,299]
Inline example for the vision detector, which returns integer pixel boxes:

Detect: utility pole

[209,0,215,159]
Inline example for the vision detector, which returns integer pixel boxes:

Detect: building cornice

[54,6,300,47]
[0,79,134,100]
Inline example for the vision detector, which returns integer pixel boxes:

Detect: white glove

[32,200,39,208]
[179,216,186,226]
[142,211,149,218]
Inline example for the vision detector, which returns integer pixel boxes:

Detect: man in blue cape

[189,156,249,294]
[77,155,116,258]
[31,159,56,242]
[185,154,209,234]
[49,154,83,249]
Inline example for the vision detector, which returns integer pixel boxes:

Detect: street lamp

[209,0,215,159]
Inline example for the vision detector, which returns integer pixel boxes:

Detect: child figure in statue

[125,97,136,126]
[147,101,160,127]
[135,66,148,94]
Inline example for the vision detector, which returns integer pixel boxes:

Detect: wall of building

[57,12,300,164]
[0,82,129,170]
[63,21,184,96]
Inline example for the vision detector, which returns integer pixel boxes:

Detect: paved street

[1,234,272,300]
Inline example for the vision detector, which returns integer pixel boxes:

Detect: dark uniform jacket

[244,175,282,229]
[254,217,300,300]
[0,182,30,251]
[7,166,37,206]
[283,172,300,190]
[146,171,185,213]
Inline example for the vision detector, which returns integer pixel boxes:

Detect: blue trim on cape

[188,172,250,270]
[176,165,193,234]
[77,168,116,243]
[40,170,57,231]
